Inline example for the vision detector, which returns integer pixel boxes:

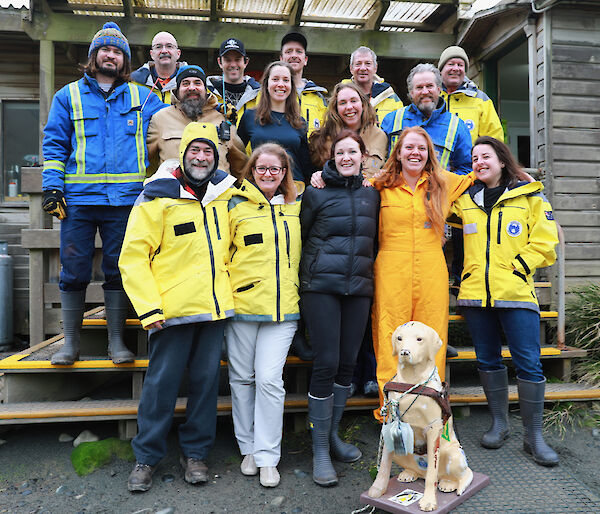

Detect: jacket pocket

[512,269,528,283]
[309,249,321,274]
[121,106,142,135]
[70,111,100,136]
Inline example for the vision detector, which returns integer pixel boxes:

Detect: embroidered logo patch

[127,119,134,126]
[314,119,320,129]
[465,119,475,131]
[506,220,522,237]
[545,210,554,220]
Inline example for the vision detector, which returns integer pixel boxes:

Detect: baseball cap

[281,32,307,51]
[219,38,246,57]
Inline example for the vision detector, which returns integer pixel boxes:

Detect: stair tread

[2,383,600,422]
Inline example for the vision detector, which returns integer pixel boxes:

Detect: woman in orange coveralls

[371,126,474,419]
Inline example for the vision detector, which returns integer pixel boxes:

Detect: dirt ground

[1,406,599,513]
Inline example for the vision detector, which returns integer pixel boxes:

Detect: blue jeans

[462,307,544,382]
[132,320,225,466]
[59,204,132,291]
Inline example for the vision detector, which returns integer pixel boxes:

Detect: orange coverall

[372,170,474,420]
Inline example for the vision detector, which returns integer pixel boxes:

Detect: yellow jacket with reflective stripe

[441,80,504,143]
[450,181,558,312]
[227,179,302,321]
[119,160,236,329]
[42,74,166,206]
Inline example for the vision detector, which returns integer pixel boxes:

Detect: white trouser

[225,320,296,467]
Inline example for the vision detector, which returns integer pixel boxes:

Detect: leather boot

[105,289,135,364]
[479,367,510,449]
[308,394,338,486]
[330,384,362,462]
[518,377,559,467]
[51,290,85,365]
[290,321,314,361]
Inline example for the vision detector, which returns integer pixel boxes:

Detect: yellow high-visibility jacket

[450,180,558,312]
[441,79,504,143]
[119,123,237,328]
[227,179,303,322]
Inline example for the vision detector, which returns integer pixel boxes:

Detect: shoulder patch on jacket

[545,210,554,220]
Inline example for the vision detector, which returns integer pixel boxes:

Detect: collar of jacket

[468,180,543,208]
[442,78,479,98]
[132,61,189,89]
[206,75,261,92]
[302,79,328,94]
[322,159,364,189]
[142,158,236,206]
[238,178,290,205]
[407,97,447,122]
[83,74,127,96]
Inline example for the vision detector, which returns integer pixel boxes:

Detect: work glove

[216,101,238,124]
[42,189,67,220]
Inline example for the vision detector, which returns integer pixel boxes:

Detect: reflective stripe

[128,84,146,175]
[69,82,86,175]
[43,160,65,172]
[64,172,145,184]
[439,114,459,171]
[390,107,406,151]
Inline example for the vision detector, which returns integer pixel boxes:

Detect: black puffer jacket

[300,160,380,296]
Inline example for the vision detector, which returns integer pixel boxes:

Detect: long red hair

[373,126,448,237]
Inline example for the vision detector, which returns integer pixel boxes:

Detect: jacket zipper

[201,204,221,316]
[283,218,291,268]
[485,212,492,307]
[496,210,503,245]
[213,206,221,240]
[347,184,356,295]
[271,205,281,321]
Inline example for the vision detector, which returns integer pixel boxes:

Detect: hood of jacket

[178,121,220,173]
[443,78,487,99]
[322,159,364,189]
[131,61,188,89]
[467,180,544,209]
[302,79,328,95]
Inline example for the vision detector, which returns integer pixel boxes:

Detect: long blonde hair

[308,82,377,168]
[373,126,448,237]
[238,143,297,204]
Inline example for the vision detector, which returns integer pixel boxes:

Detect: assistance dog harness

[377,367,451,464]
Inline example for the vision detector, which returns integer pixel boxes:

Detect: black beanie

[176,65,207,91]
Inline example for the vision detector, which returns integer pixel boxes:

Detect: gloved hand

[42,189,67,220]
[216,102,238,124]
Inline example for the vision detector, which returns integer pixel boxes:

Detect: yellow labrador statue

[368,321,473,512]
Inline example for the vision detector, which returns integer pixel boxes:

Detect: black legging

[302,292,371,398]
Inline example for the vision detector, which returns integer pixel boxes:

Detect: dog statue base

[360,472,490,514]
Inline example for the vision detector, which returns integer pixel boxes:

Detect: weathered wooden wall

[538,6,600,290]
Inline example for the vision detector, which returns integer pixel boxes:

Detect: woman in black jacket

[300,129,379,487]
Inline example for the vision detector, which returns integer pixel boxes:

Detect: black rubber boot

[517,377,559,467]
[105,289,135,364]
[51,290,85,365]
[308,394,338,486]
[290,320,314,361]
[446,345,459,358]
[479,367,510,449]
[330,384,362,462]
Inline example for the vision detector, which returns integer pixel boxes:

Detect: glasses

[254,165,285,175]
[152,44,178,51]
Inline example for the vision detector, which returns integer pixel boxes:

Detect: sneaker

[349,383,358,397]
[127,462,155,492]
[363,380,379,397]
[240,454,258,476]
[260,466,280,487]
[180,456,209,484]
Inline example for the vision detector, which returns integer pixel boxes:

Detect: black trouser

[302,292,371,398]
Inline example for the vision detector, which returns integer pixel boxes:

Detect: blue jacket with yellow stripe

[381,99,472,175]
[42,74,166,206]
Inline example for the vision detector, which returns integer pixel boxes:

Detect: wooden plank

[551,79,600,96]
[552,27,600,45]
[566,260,600,277]
[565,243,600,260]
[552,62,600,81]
[552,194,599,210]
[553,112,600,130]
[551,9,600,32]
[544,145,600,162]
[562,228,600,244]
[555,211,600,227]
[550,95,600,113]
[21,229,103,249]
[552,129,600,147]
[552,44,600,64]
[553,178,600,194]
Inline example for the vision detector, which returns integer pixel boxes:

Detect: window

[1,101,40,202]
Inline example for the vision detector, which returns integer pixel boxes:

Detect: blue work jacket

[42,74,166,206]
[381,100,473,175]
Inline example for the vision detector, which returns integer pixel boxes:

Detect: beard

[98,63,119,78]
[180,95,206,119]
[417,99,436,118]
[184,158,212,183]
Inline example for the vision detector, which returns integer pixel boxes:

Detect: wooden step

[2,383,599,425]
[0,346,583,371]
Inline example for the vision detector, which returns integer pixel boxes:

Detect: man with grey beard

[381,63,472,175]
[146,65,247,177]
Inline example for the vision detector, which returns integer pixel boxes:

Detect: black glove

[42,189,67,220]
[216,102,238,124]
